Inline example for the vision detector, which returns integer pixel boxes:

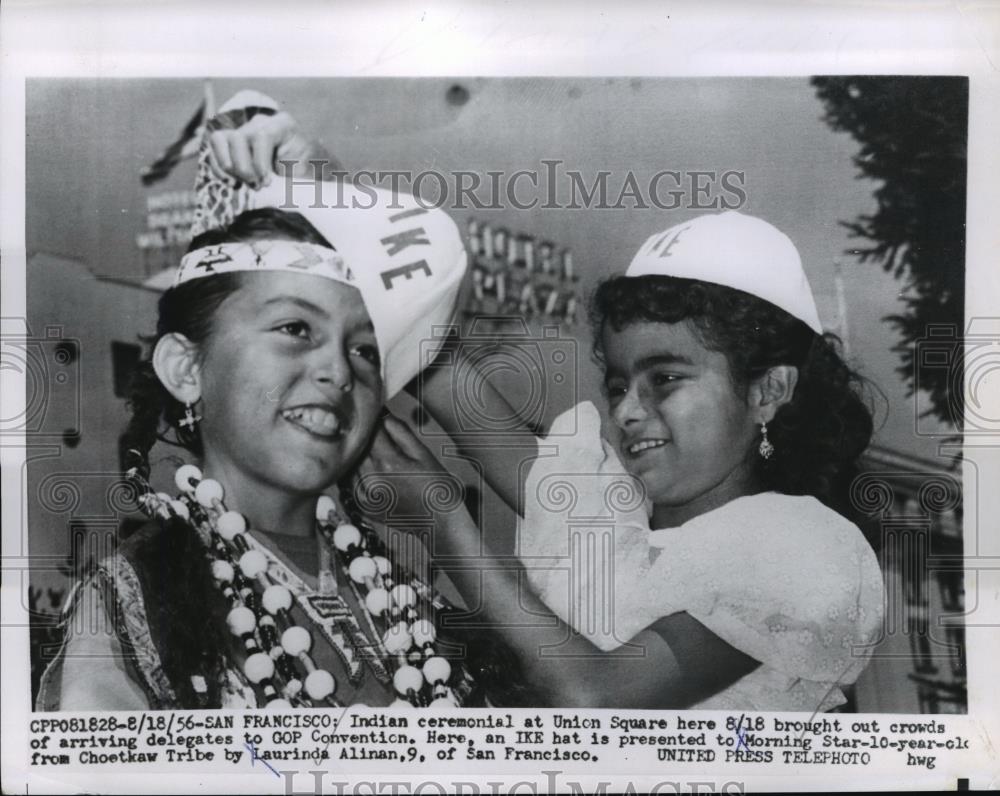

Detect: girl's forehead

[601,319,708,362]
[227,271,369,319]
[236,269,358,296]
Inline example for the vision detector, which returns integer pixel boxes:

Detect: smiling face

[601,319,762,527]
[192,270,383,505]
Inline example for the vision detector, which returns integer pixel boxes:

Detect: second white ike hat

[626,211,823,334]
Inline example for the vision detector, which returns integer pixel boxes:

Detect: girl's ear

[152,333,203,404]
[751,365,799,424]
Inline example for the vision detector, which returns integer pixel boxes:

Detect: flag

[140,101,206,186]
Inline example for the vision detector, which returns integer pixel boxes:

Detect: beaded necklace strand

[128,463,467,709]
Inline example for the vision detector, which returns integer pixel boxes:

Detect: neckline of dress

[247,527,321,587]
[647,490,783,537]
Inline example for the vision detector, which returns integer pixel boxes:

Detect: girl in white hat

[164,105,884,712]
[395,224,884,713]
[36,93,486,711]
[378,210,886,712]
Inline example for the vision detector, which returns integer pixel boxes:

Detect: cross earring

[758,422,774,460]
[179,401,201,431]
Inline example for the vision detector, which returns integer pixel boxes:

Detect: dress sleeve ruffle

[651,497,885,685]
[517,401,885,689]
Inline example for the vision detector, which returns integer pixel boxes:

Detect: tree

[812,76,967,430]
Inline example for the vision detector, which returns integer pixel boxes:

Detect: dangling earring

[758,422,774,460]
[179,401,201,431]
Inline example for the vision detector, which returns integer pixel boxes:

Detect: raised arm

[206,103,540,517]
[357,416,760,709]
[408,339,540,516]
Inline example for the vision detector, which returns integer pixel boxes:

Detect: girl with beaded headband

[36,92,491,711]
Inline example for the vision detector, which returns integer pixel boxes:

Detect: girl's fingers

[365,420,411,468]
[207,113,313,187]
[246,112,300,184]
[226,133,258,186]
[381,415,425,459]
[248,127,276,186]
[382,415,442,468]
[208,131,234,180]
[355,445,377,474]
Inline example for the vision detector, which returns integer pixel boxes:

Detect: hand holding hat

[203,89,344,188]
[185,90,468,399]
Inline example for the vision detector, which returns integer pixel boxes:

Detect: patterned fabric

[36,555,182,710]
[175,239,353,287]
[244,531,390,686]
[189,93,276,238]
[518,401,885,712]
[36,520,481,710]
[98,553,178,707]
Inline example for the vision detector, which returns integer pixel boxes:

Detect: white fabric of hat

[250,179,466,398]
[627,211,823,334]
[184,90,467,399]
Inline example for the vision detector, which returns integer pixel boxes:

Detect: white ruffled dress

[517,402,885,712]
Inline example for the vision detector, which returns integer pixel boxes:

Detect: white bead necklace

[131,463,469,709]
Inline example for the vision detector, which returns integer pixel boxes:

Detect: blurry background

[22,77,966,712]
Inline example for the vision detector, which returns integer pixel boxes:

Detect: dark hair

[120,208,334,707]
[590,275,875,519]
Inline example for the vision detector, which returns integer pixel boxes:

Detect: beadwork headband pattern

[175,240,353,288]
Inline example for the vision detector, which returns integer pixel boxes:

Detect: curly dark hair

[120,208,334,707]
[590,275,876,520]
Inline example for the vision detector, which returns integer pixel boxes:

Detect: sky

[24,76,960,462]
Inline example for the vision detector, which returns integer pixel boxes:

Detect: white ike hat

[181,90,466,399]
[248,179,466,399]
[627,211,823,334]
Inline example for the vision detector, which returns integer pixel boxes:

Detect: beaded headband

[175,240,353,288]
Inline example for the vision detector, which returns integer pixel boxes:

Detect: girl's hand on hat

[207,111,344,189]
